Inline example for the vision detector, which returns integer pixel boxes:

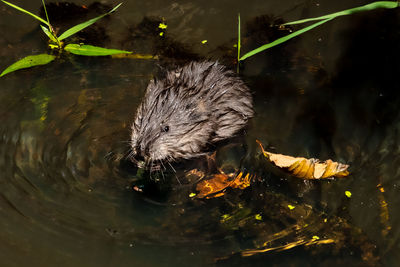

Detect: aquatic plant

[238,1,399,61]
[0,0,132,77]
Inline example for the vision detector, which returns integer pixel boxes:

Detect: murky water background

[0,0,399,266]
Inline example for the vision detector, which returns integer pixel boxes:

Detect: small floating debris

[158,22,167,29]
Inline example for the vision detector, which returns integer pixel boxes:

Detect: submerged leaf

[195,174,231,198]
[377,183,391,236]
[64,44,132,56]
[257,140,350,179]
[242,237,335,257]
[195,172,253,199]
[58,3,122,41]
[0,54,56,77]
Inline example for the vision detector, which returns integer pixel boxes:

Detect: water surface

[0,0,399,266]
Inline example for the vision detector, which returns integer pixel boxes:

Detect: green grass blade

[284,1,398,25]
[58,3,122,41]
[41,0,51,26]
[239,18,333,61]
[0,54,56,77]
[40,25,58,43]
[0,0,49,26]
[64,44,132,56]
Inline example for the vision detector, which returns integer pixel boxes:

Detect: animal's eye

[162,125,169,132]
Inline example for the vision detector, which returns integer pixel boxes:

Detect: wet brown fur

[130,61,253,167]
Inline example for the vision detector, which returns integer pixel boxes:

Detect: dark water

[0,0,399,266]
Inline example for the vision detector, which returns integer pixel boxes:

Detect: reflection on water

[0,0,399,266]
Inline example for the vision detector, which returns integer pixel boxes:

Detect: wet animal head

[130,61,253,169]
[130,78,213,168]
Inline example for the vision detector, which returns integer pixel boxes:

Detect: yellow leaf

[256,140,350,179]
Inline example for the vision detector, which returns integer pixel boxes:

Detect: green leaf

[0,0,49,26]
[284,1,399,25]
[58,3,122,41]
[64,44,132,56]
[41,0,51,26]
[239,18,333,61]
[239,1,399,61]
[40,25,58,43]
[1,54,56,77]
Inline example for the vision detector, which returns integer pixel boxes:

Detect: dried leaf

[195,172,253,199]
[257,140,350,179]
[194,174,229,198]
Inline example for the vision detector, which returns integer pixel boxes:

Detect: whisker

[149,159,153,180]
[166,159,181,185]
[167,159,176,173]
[173,169,181,185]
[126,150,139,163]
[160,160,167,172]
[158,160,168,181]
[104,151,114,160]
[126,150,135,160]
[160,165,165,181]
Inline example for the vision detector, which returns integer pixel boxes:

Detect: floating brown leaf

[257,140,349,179]
[195,172,253,199]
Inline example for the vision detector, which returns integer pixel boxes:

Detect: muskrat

[130,61,253,169]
